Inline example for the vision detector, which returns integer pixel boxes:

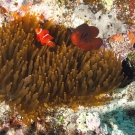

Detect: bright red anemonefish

[35,28,55,48]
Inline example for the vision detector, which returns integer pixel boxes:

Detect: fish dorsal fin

[73,23,89,34]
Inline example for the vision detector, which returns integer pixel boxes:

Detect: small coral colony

[0,0,135,134]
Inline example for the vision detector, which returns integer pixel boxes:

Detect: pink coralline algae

[102,32,134,61]
[76,112,101,134]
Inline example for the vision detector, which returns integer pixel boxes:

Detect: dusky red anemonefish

[67,23,103,51]
[35,28,55,48]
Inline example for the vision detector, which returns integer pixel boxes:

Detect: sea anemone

[0,13,124,125]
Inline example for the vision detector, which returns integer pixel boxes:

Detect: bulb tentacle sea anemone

[0,13,124,125]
